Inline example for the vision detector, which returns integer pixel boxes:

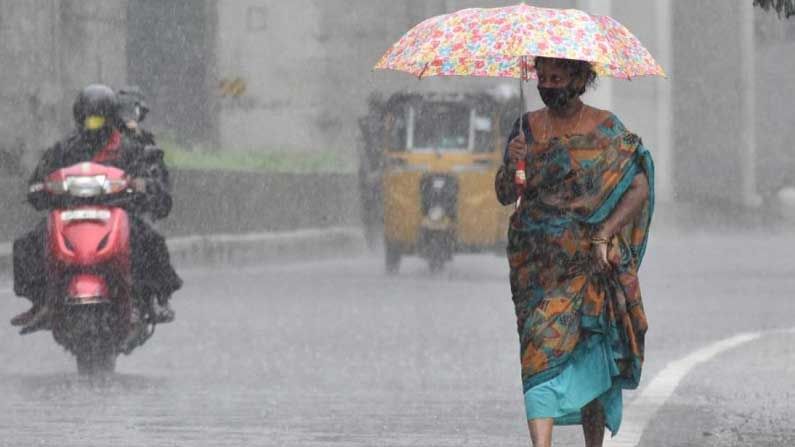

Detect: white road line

[604,330,777,447]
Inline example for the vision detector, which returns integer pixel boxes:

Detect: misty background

[0,2,794,446]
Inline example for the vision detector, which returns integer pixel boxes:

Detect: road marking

[604,330,783,447]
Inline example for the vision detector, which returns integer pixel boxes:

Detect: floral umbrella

[374,3,664,204]
[375,3,665,81]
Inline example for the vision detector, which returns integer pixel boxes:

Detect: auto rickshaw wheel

[385,241,401,274]
[428,256,445,274]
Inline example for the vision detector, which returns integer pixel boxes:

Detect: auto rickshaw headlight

[428,205,446,222]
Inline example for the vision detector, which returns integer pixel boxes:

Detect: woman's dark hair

[533,57,598,95]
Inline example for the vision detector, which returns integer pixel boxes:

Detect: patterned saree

[495,113,654,435]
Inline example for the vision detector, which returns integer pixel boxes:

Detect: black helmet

[72,84,118,131]
[118,86,149,124]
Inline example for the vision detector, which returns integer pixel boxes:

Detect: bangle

[591,236,610,245]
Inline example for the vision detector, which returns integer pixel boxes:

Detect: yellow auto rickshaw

[359,91,519,273]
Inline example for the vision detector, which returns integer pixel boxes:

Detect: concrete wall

[127,0,215,146]
[0,0,128,173]
[214,0,328,153]
[673,2,745,204]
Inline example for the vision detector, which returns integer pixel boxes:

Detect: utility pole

[741,1,762,207]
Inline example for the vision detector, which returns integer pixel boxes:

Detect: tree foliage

[754,0,795,18]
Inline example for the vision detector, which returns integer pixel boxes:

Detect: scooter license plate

[61,209,111,222]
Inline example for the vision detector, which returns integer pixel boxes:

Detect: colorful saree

[495,113,654,435]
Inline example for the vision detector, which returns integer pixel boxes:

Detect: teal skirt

[523,332,624,435]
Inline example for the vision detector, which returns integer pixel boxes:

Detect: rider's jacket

[27,130,173,219]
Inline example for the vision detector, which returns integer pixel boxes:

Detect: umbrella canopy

[375,3,665,80]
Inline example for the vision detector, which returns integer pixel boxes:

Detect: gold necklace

[543,104,585,142]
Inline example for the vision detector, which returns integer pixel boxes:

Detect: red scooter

[29,161,155,373]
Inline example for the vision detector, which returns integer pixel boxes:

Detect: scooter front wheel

[76,345,116,375]
[59,305,118,375]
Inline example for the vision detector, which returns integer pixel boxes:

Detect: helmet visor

[83,115,106,131]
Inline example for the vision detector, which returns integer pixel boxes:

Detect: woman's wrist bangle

[591,236,610,245]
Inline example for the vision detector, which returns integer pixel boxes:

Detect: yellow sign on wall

[218,78,246,97]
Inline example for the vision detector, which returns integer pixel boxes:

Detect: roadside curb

[167,226,366,267]
[0,226,366,277]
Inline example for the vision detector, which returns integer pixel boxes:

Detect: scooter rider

[11,84,182,332]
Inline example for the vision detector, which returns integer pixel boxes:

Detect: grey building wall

[127,0,216,146]
[0,0,128,175]
[214,0,327,153]
[672,2,794,206]
[672,1,747,204]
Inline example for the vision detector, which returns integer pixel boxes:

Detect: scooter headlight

[65,175,107,197]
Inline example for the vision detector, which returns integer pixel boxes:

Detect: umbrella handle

[514,57,528,209]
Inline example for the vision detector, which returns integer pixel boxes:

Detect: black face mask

[538,83,578,111]
[80,126,113,152]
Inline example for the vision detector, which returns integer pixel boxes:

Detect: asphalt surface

[0,229,793,446]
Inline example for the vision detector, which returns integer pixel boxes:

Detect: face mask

[81,124,113,150]
[537,82,578,111]
[83,115,106,130]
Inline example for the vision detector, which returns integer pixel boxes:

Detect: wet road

[0,231,793,446]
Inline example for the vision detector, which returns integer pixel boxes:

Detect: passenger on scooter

[118,85,156,145]
[10,84,182,332]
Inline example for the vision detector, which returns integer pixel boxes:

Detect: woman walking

[495,56,654,447]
